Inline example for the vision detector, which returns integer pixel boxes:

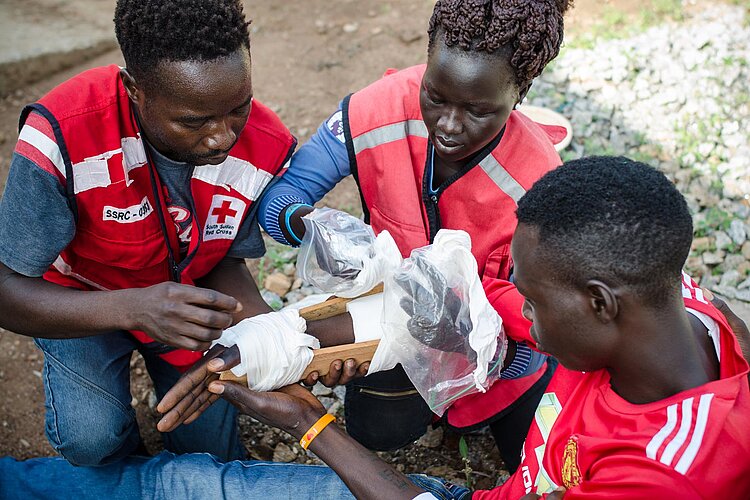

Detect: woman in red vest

[253,0,572,471]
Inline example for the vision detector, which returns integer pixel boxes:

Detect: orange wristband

[299,413,336,450]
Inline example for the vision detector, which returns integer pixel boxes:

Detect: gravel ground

[527,3,750,299]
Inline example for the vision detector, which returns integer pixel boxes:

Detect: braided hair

[428,0,571,85]
[115,0,251,83]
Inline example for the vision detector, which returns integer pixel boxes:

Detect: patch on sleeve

[325,110,346,144]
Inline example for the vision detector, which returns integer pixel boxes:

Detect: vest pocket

[368,204,428,257]
[69,227,168,271]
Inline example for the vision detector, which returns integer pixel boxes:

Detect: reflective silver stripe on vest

[354,119,525,203]
[193,156,273,202]
[478,155,526,203]
[353,120,428,154]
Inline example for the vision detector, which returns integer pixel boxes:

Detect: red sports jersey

[475,274,750,499]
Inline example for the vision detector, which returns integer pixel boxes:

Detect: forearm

[305,313,355,347]
[308,424,423,500]
[195,257,272,323]
[0,265,132,338]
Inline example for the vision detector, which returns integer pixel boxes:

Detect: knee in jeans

[55,432,138,467]
[51,414,138,466]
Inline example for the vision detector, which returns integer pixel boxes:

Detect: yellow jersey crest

[561,435,582,489]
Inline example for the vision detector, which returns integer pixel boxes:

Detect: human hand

[298,208,376,285]
[394,257,472,354]
[155,344,240,432]
[703,288,750,368]
[300,358,370,387]
[209,380,327,440]
[313,236,363,280]
[125,282,241,351]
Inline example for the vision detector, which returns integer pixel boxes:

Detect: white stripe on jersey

[645,393,715,475]
[18,124,66,178]
[660,397,694,466]
[675,393,714,474]
[352,120,428,154]
[646,403,678,460]
[681,271,708,304]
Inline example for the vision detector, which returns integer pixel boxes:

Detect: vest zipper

[173,181,203,278]
[424,192,442,244]
[422,130,506,244]
[423,144,442,243]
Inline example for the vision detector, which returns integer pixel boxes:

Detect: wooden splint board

[219,284,383,384]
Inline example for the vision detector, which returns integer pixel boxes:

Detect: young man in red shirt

[2,156,748,499]
[476,156,750,498]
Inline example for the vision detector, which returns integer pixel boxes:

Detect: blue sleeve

[0,152,76,277]
[258,105,351,245]
[500,342,547,380]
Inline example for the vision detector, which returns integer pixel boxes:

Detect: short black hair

[516,156,693,307]
[114,0,250,82]
[428,0,572,86]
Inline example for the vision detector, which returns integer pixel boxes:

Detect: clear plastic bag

[382,230,506,416]
[296,208,401,298]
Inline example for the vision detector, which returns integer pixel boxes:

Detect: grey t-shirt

[0,113,265,277]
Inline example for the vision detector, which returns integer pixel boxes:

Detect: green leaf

[459,436,469,459]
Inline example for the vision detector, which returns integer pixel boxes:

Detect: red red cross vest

[20,65,295,370]
[343,64,563,428]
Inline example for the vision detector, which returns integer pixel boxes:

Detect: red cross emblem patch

[204,194,246,241]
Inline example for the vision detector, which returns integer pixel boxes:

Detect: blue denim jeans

[34,331,244,466]
[0,451,472,499]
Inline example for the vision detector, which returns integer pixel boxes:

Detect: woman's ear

[516,82,533,107]
[586,279,619,324]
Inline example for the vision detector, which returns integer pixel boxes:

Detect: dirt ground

[0,0,703,485]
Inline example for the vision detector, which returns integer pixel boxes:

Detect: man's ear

[119,68,142,105]
[586,280,619,324]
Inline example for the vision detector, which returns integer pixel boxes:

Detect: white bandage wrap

[431,230,503,391]
[345,292,399,375]
[213,309,320,391]
[366,331,400,375]
[346,292,386,342]
[336,230,403,298]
